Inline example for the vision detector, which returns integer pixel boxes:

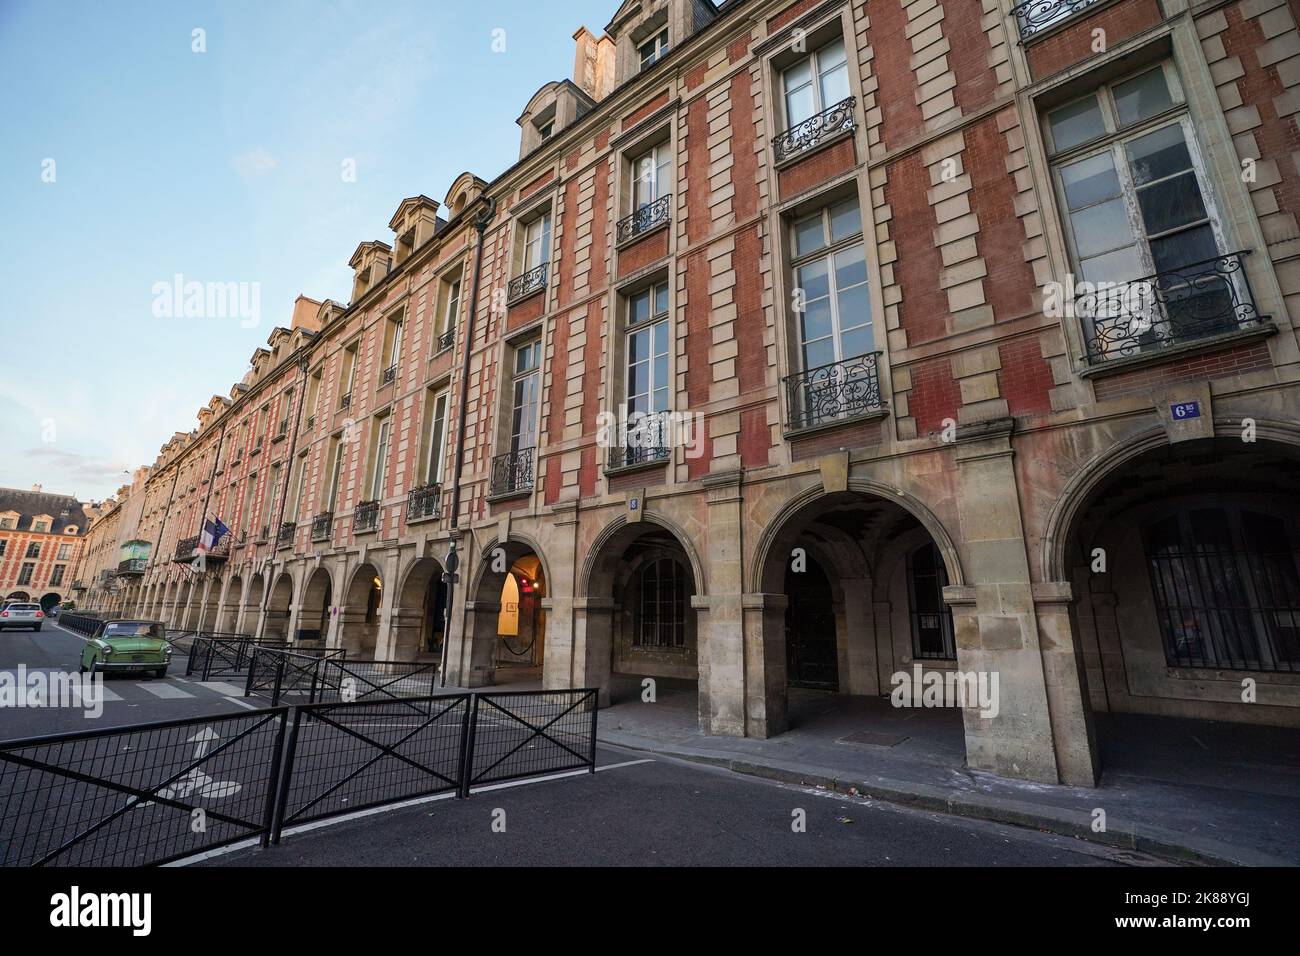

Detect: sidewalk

[595,676,1300,866]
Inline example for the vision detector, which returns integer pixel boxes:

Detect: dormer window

[539,120,554,142]
[639,28,668,70]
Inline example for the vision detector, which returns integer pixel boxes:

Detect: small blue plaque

[1171,401,1201,421]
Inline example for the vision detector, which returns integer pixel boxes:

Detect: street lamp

[438,541,459,687]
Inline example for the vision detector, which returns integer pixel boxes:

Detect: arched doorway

[263,573,294,642]
[396,558,446,661]
[1059,436,1300,783]
[6,591,30,603]
[455,540,549,686]
[39,592,60,613]
[497,554,546,670]
[340,563,383,657]
[785,557,836,689]
[300,567,333,649]
[175,580,193,629]
[217,576,243,631]
[242,574,265,636]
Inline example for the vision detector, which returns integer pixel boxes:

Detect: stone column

[1034,581,1100,786]
[840,576,879,695]
[741,593,788,737]
[571,597,616,705]
[542,502,579,691]
[699,472,746,737]
[459,600,501,687]
[386,607,425,661]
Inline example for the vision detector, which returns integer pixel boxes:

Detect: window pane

[785,80,816,126]
[1070,198,1135,258]
[1114,68,1173,127]
[1137,171,1207,235]
[653,282,669,317]
[817,38,846,70]
[1079,244,1145,285]
[829,199,862,241]
[629,289,650,325]
[834,244,867,290]
[840,324,875,360]
[819,62,850,110]
[797,259,830,302]
[653,354,669,394]
[836,282,871,334]
[1126,124,1192,185]
[652,318,668,356]
[1060,152,1121,210]
[627,326,648,364]
[793,212,825,256]
[801,296,834,346]
[802,337,835,370]
[1048,95,1106,152]
[1149,223,1218,273]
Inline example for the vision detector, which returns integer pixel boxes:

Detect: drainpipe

[269,356,312,642]
[440,194,496,686]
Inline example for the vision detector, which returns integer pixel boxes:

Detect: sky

[0,0,615,502]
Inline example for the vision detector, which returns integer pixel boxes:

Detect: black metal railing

[339,391,352,410]
[607,412,672,469]
[464,689,598,791]
[313,658,440,705]
[407,483,442,522]
[617,193,672,244]
[116,558,148,575]
[507,262,548,302]
[784,351,884,431]
[490,447,535,495]
[277,521,296,548]
[258,524,270,542]
[436,329,455,352]
[773,96,856,164]
[1079,252,1265,364]
[353,499,380,533]
[173,535,231,564]
[186,636,284,680]
[1010,0,1102,40]
[381,364,397,385]
[243,645,347,705]
[277,417,289,437]
[311,512,333,542]
[306,413,316,430]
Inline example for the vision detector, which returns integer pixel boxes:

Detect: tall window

[1046,64,1228,357]
[635,557,687,647]
[326,438,345,510]
[426,390,450,485]
[57,543,70,560]
[369,416,392,500]
[382,312,403,378]
[51,565,65,586]
[639,28,668,70]
[907,542,956,660]
[790,197,871,370]
[18,563,33,586]
[240,476,256,536]
[306,369,322,421]
[261,463,281,534]
[289,453,308,521]
[522,214,551,273]
[631,142,672,210]
[441,278,462,339]
[1145,507,1300,672]
[510,341,541,454]
[782,37,850,127]
[626,282,670,447]
[339,347,358,405]
[0,541,6,557]
[25,542,40,559]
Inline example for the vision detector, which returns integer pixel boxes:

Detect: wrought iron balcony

[617,193,672,244]
[353,499,380,533]
[1010,0,1103,41]
[277,417,289,436]
[507,263,548,303]
[172,534,231,564]
[258,524,270,542]
[1078,252,1266,365]
[784,352,885,432]
[773,96,856,164]
[490,447,535,496]
[277,521,296,548]
[311,512,333,542]
[608,411,672,469]
[254,435,265,451]
[436,329,455,352]
[407,483,442,522]
[306,414,316,430]
[116,558,147,576]
[381,364,397,386]
[339,391,352,410]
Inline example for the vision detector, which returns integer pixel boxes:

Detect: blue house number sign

[1171,401,1201,421]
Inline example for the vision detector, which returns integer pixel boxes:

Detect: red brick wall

[617,226,670,276]
[507,289,545,330]
[730,70,760,219]
[740,406,772,467]
[1026,0,1163,80]
[735,225,767,394]
[777,136,856,200]
[685,96,711,244]
[790,418,883,460]
[885,151,948,344]
[946,0,999,113]
[557,177,580,308]
[864,0,927,151]
[623,91,670,130]
[966,116,1036,321]
[608,463,668,492]
[768,0,822,33]
[518,170,554,201]
[1091,342,1274,401]
[998,337,1055,416]
[908,359,962,435]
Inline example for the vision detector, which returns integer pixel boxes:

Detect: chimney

[30,483,42,493]
[573,26,616,102]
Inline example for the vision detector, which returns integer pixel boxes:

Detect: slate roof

[0,487,91,534]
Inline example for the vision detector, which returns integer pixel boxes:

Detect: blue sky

[0,0,614,501]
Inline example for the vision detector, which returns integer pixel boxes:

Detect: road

[209,751,1167,867]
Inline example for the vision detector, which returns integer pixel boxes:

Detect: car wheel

[154,667,168,679]
[34,624,42,632]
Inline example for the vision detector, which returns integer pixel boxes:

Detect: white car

[0,602,45,631]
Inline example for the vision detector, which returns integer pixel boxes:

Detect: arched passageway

[263,573,294,642]
[395,558,446,661]
[300,567,334,648]
[339,564,383,657]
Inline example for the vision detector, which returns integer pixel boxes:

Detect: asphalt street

[209,751,1168,867]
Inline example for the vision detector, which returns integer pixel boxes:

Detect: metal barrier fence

[58,612,105,636]
[0,708,287,867]
[271,694,472,843]
[244,646,346,704]
[315,658,440,704]
[464,689,599,793]
[0,688,597,866]
[186,637,289,680]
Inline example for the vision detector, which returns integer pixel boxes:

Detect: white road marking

[137,681,195,700]
[222,696,260,710]
[196,681,247,696]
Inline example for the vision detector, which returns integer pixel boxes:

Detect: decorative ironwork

[353,499,380,533]
[617,193,672,244]
[339,391,352,410]
[254,434,265,451]
[381,364,397,385]
[507,263,548,303]
[306,414,316,430]
[173,535,230,564]
[277,521,296,547]
[277,417,289,436]
[773,96,856,164]
[436,329,455,352]
[490,448,535,496]
[1010,0,1103,41]
[407,484,442,522]
[784,352,884,431]
[1078,251,1264,364]
[311,512,333,542]
[607,412,672,469]
[258,524,270,541]
[116,558,148,575]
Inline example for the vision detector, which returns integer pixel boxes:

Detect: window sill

[271,432,287,444]
[486,487,533,504]
[1166,664,1300,684]
[604,455,671,478]
[406,511,441,526]
[250,448,262,458]
[1078,321,1276,380]
[782,407,889,442]
[772,124,855,172]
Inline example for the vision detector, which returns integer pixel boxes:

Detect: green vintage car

[79,619,173,678]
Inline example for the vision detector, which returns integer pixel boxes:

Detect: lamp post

[438,541,459,687]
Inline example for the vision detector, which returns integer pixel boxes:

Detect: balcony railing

[306,414,316,430]
[436,329,455,352]
[277,521,296,548]
[1078,251,1265,365]
[116,558,148,575]
[773,96,856,164]
[784,352,885,432]
[254,435,265,451]
[173,535,231,564]
[608,411,672,469]
[407,483,442,522]
[311,512,333,542]
[381,364,397,386]
[277,418,288,436]
[507,263,548,303]
[1010,0,1103,41]
[490,447,535,496]
[617,193,672,244]
[353,499,380,533]
[258,524,270,542]
[339,391,352,410]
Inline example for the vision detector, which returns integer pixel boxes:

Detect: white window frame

[522,214,552,273]
[781,36,850,128]
[370,416,392,501]
[624,281,671,447]
[639,28,668,70]
[442,277,462,337]
[326,439,345,510]
[789,198,872,371]
[426,390,450,485]
[631,141,672,210]
[510,340,541,454]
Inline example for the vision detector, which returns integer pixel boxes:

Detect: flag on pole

[200,515,231,550]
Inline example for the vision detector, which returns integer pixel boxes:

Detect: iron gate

[463,689,598,793]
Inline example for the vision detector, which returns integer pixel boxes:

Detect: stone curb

[598,730,1295,868]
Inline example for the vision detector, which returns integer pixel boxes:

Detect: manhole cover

[839,731,908,747]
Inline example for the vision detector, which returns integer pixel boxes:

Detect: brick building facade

[84,0,1300,787]
[0,486,89,610]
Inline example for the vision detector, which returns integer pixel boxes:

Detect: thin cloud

[231,147,279,179]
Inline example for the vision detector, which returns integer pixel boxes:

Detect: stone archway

[299,566,334,649]
[452,537,551,687]
[339,563,384,658]
[263,572,295,642]
[241,574,266,636]
[395,557,447,661]
[216,575,243,632]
